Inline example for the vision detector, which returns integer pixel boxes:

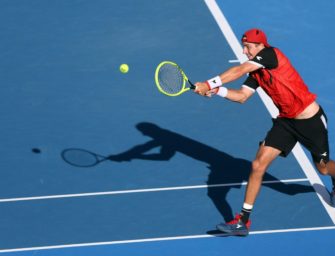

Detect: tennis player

[195,28,335,236]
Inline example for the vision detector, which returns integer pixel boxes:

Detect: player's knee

[315,160,329,175]
[251,160,267,177]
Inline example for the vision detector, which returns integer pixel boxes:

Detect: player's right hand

[194,82,210,96]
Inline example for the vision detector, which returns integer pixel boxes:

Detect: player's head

[241,28,270,60]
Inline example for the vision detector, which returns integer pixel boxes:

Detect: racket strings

[157,64,184,94]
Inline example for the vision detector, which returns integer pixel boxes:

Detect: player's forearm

[224,88,249,103]
[218,65,247,84]
[196,63,256,95]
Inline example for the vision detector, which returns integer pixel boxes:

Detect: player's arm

[218,61,260,84]
[206,68,259,103]
[195,61,260,95]
[216,85,255,104]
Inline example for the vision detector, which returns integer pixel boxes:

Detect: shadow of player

[109,122,314,223]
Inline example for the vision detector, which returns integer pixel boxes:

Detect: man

[195,28,335,236]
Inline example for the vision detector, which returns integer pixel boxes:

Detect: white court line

[0,225,334,253]
[204,0,335,223]
[0,3,333,254]
[0,179,308,203]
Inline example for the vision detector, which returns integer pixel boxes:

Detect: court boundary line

[0,3,333,254]
[0,178,308,203]
[204,0,335,223]
[0,225,334,253]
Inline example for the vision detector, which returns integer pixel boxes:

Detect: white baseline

[0,225,334,253]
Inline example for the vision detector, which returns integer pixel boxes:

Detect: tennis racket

[155,61,196,96]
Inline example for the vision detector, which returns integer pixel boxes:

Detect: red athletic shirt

[243,47,316,118]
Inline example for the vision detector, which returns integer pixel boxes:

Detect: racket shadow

[61,148,122,168]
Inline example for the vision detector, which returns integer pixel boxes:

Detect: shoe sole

[216,225,249,237]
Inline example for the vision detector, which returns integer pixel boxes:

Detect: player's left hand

[205,88,219,97]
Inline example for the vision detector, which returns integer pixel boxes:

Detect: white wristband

[216,87,228,98]
[206,76,222,89]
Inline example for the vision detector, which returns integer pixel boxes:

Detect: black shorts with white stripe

[263,106,329,163]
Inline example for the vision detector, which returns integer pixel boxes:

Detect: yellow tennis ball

[120,64,129,73]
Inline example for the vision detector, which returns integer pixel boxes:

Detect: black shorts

[264,107,329,163]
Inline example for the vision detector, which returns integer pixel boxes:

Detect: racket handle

[188,80,196,90]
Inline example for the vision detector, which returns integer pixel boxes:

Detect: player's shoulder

[251,47,278,69]
[257,47,276,59]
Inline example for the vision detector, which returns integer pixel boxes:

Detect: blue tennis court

[0,0,334,255]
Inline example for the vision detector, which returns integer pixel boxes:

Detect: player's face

[243,42,263,60]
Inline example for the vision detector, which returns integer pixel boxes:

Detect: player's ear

[257,43,265,49]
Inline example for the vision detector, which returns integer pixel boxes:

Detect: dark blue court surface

[0,0,334,255]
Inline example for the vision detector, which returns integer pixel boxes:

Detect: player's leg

[216,144,281,236]
[314,160,335,177]
[244,143,282,206]
[295,106,335,205]
[216,118,296,236]
[245,118,296,219]
[314,159,335,205]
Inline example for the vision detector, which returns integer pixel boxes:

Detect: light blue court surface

[0,0,334,255]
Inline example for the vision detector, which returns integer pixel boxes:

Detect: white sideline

[1,2,334,254]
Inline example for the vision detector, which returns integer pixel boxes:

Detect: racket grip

[188,80,196,90]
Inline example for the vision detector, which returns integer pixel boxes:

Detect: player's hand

[194,82,210,96]
[205,88,219,97]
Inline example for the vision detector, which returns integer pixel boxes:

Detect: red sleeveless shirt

[251,48,316,118]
